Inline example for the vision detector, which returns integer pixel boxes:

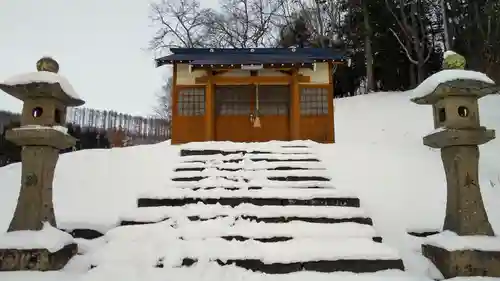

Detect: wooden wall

[171,68,206,144]
[171,62,335,144]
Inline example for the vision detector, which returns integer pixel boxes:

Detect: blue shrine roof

[155,48,346,67]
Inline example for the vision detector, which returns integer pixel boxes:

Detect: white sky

[0,0,215,116]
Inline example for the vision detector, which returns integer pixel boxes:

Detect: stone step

[173,160,326,172]
[172,169,331,178]
[138,197,358,208]
[119,219,382,242]
[119,204,372,226]
[168,238,404,273]
[183,158,321,164]
[174,166,321,172]
[171,176,330,182]
[170,169,331,183]
[179,142,314,157]
[148,263,414,280]
[180,149,312,157]
[178,258,403,274]
[180,153,320,164]
[172,179,336,190]
[219,236,383,243]
[174,220,381,241]
[175,186,332,191]
[137,188,359,208]
[407,230,440,238]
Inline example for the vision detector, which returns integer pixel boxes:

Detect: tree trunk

[409,64,417,88]
[440,0,450,50]
[417,50,426,83]
[362,0,375,92]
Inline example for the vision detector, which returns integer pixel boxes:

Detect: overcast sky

[0,0,213,116]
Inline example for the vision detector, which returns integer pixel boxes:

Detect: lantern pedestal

[0,244,77,271]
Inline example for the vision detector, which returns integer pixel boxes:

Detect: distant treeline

[0,108,171,167]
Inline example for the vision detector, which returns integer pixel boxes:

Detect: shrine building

[155,47,346,144]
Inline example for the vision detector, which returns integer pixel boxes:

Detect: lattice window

[216,86,252,116]
[257,85,289,116]
[178,87,205,116]
[300,87,329,115]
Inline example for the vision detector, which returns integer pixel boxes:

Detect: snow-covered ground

[1,90,500,280]
[0,141,180,234]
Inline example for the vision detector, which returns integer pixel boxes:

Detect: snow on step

[172,169,331,180]
[63,264,426,281]
[173,180,336,190]
[140,187,356,200]
[177,237,400,262]
[176,220,378,240]
[174,161,326,171]
[82,236,400,269]
[181,152,319,163]
[181,140,315,153]
[119,204,369,224]
[171,177,336,189]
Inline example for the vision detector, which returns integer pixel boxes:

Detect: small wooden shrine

[156,48,346,144]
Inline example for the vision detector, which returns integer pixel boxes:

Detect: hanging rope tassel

[254,84,261,128]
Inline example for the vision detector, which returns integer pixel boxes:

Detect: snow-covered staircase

[117,141,405,274]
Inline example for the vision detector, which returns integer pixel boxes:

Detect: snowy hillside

[1,91,500,280]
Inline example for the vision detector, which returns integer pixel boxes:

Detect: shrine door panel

[215,85,253,142]
[253,85,290,142]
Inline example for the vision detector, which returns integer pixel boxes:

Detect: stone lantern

[0,57,84,271]
[411,52,500,278]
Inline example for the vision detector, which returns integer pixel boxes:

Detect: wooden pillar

[171,63,178,144]
[328,61,335,143]
[205,70,215,141]
[290,69,300,140]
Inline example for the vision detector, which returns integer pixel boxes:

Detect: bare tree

[446,0,500,81]
[361,0,375,92]
[203,0,288,48]
[385,0,435,85]
[154,76,173,124]
[149,0,212,50]
[440,0,450,50]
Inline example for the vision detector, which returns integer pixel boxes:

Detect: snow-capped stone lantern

[0,57,84,271]
[411,52,500,278]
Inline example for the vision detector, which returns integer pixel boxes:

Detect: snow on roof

[424,231,500,251]
[3,71,81,100]
[409,69,495,100]
[0,222,74,252]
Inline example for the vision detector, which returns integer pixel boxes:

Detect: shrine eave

[155,47,347,68]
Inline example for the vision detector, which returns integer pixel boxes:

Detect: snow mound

[3,71,81,100]
[0,222,73,252]
[424,231,500,251]
[0,141,179,234]
[409,69,495,100]
[1,90,500,280]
